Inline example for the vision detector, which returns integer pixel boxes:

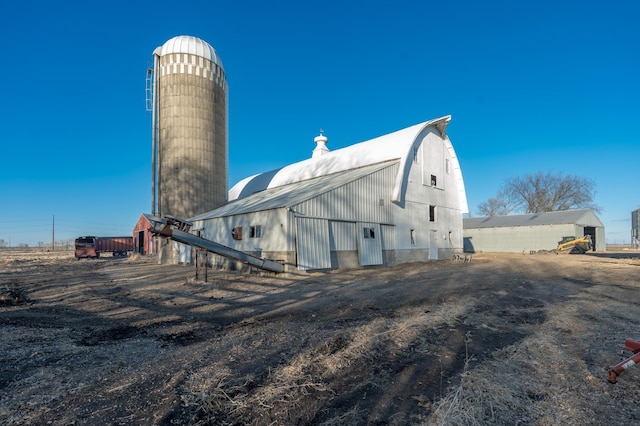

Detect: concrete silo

[150,35,228,221]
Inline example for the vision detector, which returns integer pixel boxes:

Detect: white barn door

[357,222,383,266]
[296,217,331,270]
[429,230,439,260]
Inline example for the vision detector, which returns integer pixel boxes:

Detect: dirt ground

[1,249,640,425]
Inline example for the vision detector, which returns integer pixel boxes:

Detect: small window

[410,229,416,245]
[429,205,436,222]
[431,175,437,186]
[363,227,375,239]
[232,226,242,240]
[249,225,262,238]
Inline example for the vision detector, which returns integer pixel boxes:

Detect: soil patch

[1,249,640,425]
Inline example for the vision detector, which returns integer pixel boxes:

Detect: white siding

[380,224,395,250]
[293,165,397,224]
[296,217,331,270]
[422,132,445,188]
[195,209,292,252]
[329,221,357,250]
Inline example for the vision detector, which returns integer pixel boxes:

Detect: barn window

[249,225,262,238]
[431,175,437,186]
[429,205,436,222]
[363,227,375,239]
[232,226,243,240]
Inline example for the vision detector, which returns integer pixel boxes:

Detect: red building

[132,214,157,255]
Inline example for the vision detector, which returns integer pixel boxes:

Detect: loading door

[296,217,331,270]
[584,226,596,251]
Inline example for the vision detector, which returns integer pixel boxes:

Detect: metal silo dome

[158,35,224,69]
[150,35,228,233]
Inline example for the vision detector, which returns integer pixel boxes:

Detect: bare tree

[477,191,511,216]
[479,171,599,215]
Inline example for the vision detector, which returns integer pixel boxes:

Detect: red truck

[75,236,134,259]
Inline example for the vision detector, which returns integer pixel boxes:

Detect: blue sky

[1,0,638,247]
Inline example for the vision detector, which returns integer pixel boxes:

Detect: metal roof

[464,209,603,229]
[228,116,468,213]
[191,162,396,220]
[156,35,223,68]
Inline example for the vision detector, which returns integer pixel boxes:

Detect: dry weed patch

[2,250,640,424]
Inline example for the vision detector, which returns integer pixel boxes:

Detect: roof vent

[312,130,329,158]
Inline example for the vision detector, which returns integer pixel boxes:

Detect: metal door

[296,217,331,270]
[429,230,439,260]
[357,222,383,266]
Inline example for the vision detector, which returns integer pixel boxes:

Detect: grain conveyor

[147,215,284,273]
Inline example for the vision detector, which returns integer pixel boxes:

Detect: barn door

[357,222,383,266]
[429,230,439,260]
[296,217,331,270]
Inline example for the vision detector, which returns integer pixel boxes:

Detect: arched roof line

[228,115,467,213]
[391,116,450,203]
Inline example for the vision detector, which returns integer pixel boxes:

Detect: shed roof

[191,162,396,220]
[228,116,468,213]
[464,209,603,229]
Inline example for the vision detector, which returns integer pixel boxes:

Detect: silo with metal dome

[149,35,228,222]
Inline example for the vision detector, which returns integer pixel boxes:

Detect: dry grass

[179,296,480,424]
[2,251,640,425]
[426,271,640,426]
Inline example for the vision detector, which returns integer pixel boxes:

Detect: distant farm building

[187,116,469,271]
[463,209,605,253]
[132,214,156,255]
[632,208,640,249]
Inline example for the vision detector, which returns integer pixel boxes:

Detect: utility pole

[51,214,55,251]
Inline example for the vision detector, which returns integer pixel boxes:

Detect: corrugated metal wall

[464,224,579,253]
[293,164,397,224]
[380,225,395,250]
[329,221,357,250]
[296,217,331,270]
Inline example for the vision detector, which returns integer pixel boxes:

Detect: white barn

[463,209,606,253]
[189,116,468,271]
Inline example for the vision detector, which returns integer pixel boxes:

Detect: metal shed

[463,209,606,253]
